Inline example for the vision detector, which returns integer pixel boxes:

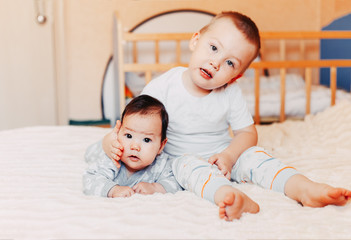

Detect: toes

[224,192,235,205]
[219,205,227,219]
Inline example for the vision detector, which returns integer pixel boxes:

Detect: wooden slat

[305,68,312,115]
[155,40,159,63]
[254,68,260,124]
[299,41,306,77]
[123,61,351,72]
[260,42,265,60]
[176,40,181,64]
[250,60,351,68]
[132,41,138,63]
[260,31,351,39]
[279,40,286,60]
[124,63,188,72]
[280,68,286,122]
[125,31,351,41]
[330,67,337,106]
[145,71,152,84]
[124,32,192,41]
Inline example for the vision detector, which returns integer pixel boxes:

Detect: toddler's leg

[284,174,351,207]
[232,147,351,207]
[172,155,259,220]
[231,146,299,192]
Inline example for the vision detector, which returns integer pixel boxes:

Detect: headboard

[112,10,351,124]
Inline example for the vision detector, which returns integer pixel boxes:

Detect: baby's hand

[133,182,166,194]
[103,120,124,168]
[208,152,234,180]
[108,185,134,198]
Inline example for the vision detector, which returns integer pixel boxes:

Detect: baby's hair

[121,95,168,142]
[200,11,261,62]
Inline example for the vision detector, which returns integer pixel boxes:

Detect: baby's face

[117,113,166,174]
[187,18,257,93]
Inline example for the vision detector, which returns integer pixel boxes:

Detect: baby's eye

[211,45,217,52]
[226,60,234,67]
[143,138,152,143]
[125,133,132,139]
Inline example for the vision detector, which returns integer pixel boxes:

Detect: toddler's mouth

[200,68,212,79]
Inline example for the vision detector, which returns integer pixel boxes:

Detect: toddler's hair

[200,11,261,62]
[121,95,168,142]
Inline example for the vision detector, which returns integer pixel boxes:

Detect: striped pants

[172,146,299,203]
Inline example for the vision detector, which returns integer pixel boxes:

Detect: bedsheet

[1,101,351,239]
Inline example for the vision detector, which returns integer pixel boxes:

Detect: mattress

[0,101,350,239]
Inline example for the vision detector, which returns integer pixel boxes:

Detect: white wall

[0,0,57,130]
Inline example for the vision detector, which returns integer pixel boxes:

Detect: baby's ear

[229,74,243,84]
[158,138,168,155]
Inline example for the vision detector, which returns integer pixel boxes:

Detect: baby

[83,95,182,197]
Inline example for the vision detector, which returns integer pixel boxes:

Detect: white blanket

[1,101,351,239]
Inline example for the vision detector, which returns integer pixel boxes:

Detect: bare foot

[215,185,259,221]
[285,174,351,207]
[300,183,351,207]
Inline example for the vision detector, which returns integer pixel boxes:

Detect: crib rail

[250,60,351,123]
[251,31,351,123]
[115,15,351,123]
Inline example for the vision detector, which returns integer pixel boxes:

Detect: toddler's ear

[189,32,200,51]
[229,74,243,84]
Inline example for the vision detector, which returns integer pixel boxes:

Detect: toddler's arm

[102,120,124,168]
[208,124,257,179]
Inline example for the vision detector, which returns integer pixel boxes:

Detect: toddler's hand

[208,152,234,180]
[108,185,134,198]
[103,120,124,168]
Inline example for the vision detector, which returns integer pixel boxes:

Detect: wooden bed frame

[114,12,351,124]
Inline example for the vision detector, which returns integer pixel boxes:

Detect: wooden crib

[113,11,351,124]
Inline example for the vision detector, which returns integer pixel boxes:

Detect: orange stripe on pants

[201,173,212,198]
[255,150,273,158]
[270,166,296,190]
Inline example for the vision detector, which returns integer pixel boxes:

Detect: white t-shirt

[141,67,253,159]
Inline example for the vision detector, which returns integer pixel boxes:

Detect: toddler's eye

[211,45,217,52]
[226,60,234,67]
[143,138,152,143]
[126,133,132,139]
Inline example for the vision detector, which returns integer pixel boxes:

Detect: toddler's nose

[210,60,219,70]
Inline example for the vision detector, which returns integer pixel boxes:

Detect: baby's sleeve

[83,142,119,197]
[84,140,107,163]
[156,158,183,194]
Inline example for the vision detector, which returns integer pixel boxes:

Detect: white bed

[1,101,350,239]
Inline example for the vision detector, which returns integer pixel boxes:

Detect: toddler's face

[187,18,257,94]
[117,113,166,174]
